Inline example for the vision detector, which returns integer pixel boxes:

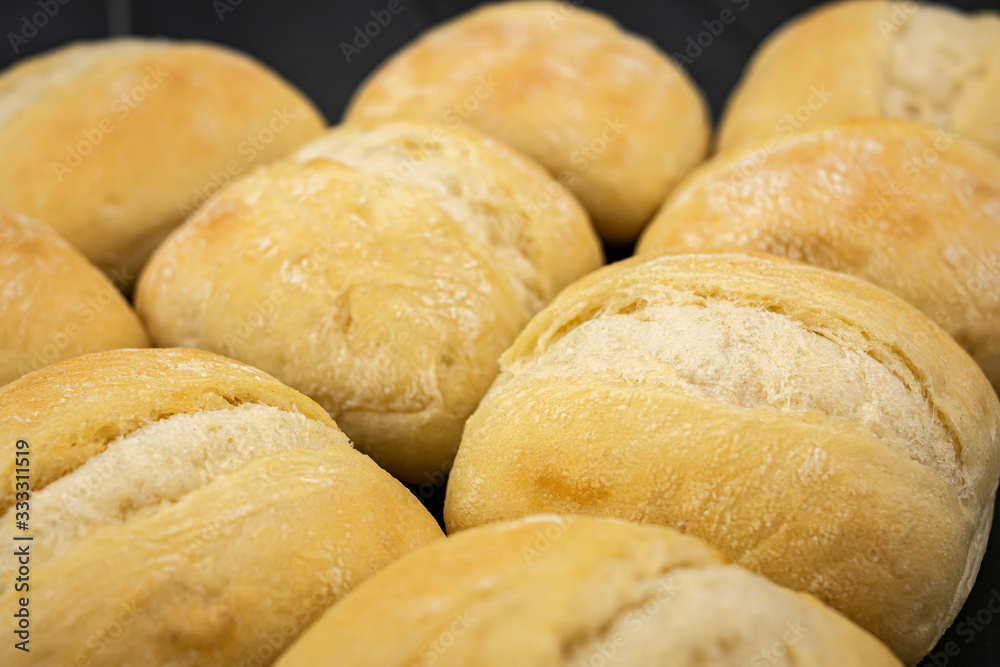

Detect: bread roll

[0,207,148,386]
[345,1,710,243]
[444,253,1000,665]
[0,348,442,666]
[0,38,325,287]
[638,119,1000,391]
[717,1,1000,154]
[275,515,901,666]
[135,120,602,483]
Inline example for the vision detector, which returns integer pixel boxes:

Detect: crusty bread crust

[0,38,326,286]
[717,1,1000,154]
[276,516,902,666]
[0,348,443,666]
[0,208,148,386]
[136,121,603,483]
[639,119,1000,391]
[346,1,710,242]
[445,253,1000,665]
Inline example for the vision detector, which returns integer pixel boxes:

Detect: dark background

[3,1,1000,665]
[2,0,996,123]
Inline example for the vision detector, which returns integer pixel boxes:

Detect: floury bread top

[275,516,902,667]
[0,348,442,666]
[717,1,1000,154]
[638,119,1000,392]
[0,37,325,288]
[136,120,603,484]
[345,1,711,243]
[445,253,1000,665]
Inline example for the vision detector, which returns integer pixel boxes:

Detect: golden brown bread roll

[135,120,603,484]
[0,348,442,666]
[345,1,710,243]
[0,207,148,386]
[444,253,1000,666]
[0,38,325,287]
[275,515,902,666]
[638,119,1000,391]
[717,0,1000,154]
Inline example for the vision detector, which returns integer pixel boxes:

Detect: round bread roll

[0,38,325,287]
[0,207,148,386]
[275,515,902,666]
[345,1,710,243]
[638,119,1000,391]
[444,254,1000,666]
[135,120,603,484]
[0,348,442,667]
[717,1,1000,154]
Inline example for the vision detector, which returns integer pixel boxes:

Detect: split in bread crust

[639,119,1000,391]
[0,348,443,666]
[718,1,1000,154]
[445,254,1000,665]
[136,121,603,483]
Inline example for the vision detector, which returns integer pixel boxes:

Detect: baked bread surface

[346,0,710,242]
[717,0,1000,154]
[638,119,1000,390]
[445,253,1000,665]
[275,515,903,666]
[0,207,148,386]
[0,38,326,285]
[0,348,443,666]
[136,120,602,483]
